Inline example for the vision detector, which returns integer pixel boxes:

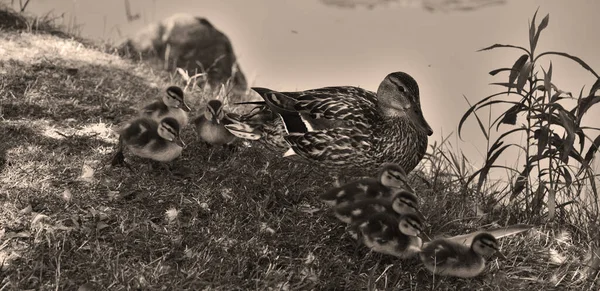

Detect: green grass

[0,7,598,291]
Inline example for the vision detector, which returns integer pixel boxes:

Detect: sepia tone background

[14,0,600,171]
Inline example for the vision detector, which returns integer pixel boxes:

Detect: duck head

[377,72,433,136]
[471,232,506,259]
[164,86,191,112]
[378,163,414,191]
[158,117,186,147]
[392,191,426,221]
[204,99,226,124]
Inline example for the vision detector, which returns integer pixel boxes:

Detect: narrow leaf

[532,14,550,52]
[558,110,576,162]
[561,166,573,188]
[459,91,526,139]
[509,54,530,86]
[584,134,600,165]
[529,9,538,53]
[463,95,489,140]
[536,51,599,78]
[578,95,600,119]
[489,68,512,76]
[590,78,600,96]
[476,144,512,191]
[478,44,529,54]
[500,104,521,125]
[490,82,520,89]
[516,62,533,94]
[536,126,550,156]
[544,62,553,98]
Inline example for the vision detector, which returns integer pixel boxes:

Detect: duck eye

[398,86,406,93]
[375,238,387,244]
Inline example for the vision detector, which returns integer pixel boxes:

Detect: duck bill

[414,209,427,222]
[181,102,191,112]
[493,250,507,260]
[175,136,187,148]
[407,108,433,136]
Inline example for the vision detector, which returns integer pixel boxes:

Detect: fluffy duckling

[141,86,191,128]
[334,191,425,225]
[111,117,185,166]
[419,232,505,278]
[193,99,236,148]
[320,163,413,207]
[358,212,424,258]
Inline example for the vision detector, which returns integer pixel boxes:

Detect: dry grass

[0,8,598,291]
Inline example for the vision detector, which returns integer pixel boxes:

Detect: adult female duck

[225,72,433,173]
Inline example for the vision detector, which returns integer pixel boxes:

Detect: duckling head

[204,99,226,124]
[378,163,413,190]
[165,86,191,112]
[471,233,505,259]
[391,191,426,221]
[377,72,433,136]
[398,213,423,237]
[158,117,186,147]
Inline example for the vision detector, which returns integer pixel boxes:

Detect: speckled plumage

[117,118,183,163]
[141,86,190,128]
[358,212,423,258]
[419,233,501,278]
[225,72,432,174]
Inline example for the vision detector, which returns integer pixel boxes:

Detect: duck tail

[223,113,262,140]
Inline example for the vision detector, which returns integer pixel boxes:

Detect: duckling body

[320,163,412,207]
[358,212,423,258]
[419,233,502,278]
[194,99,236,146]
[333,191,424,225]
[117,117,183,163]
[225,72,433,173]
[141,86,191,128]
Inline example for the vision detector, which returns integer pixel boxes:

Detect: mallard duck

[193,99,236,148]
[111,117,185,166]
[427,224,533,246]
[224,72,433,175]
[334,191,425,225]
[419,232,505,278]
[141,86,191,128]
[357,212,423,258]
[320,163,413,207]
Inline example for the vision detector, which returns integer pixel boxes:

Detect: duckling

[320,163,413,207]
[111,117,185,167]
[419,232,505,278]
[141,86,191,128]
[357,212,424,258]
[193,99,236,149]
[334,191,425,225]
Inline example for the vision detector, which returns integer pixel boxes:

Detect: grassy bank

[0,7,598,291]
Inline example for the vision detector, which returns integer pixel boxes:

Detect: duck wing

[422,241,463,266]
[253,86,379,132]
